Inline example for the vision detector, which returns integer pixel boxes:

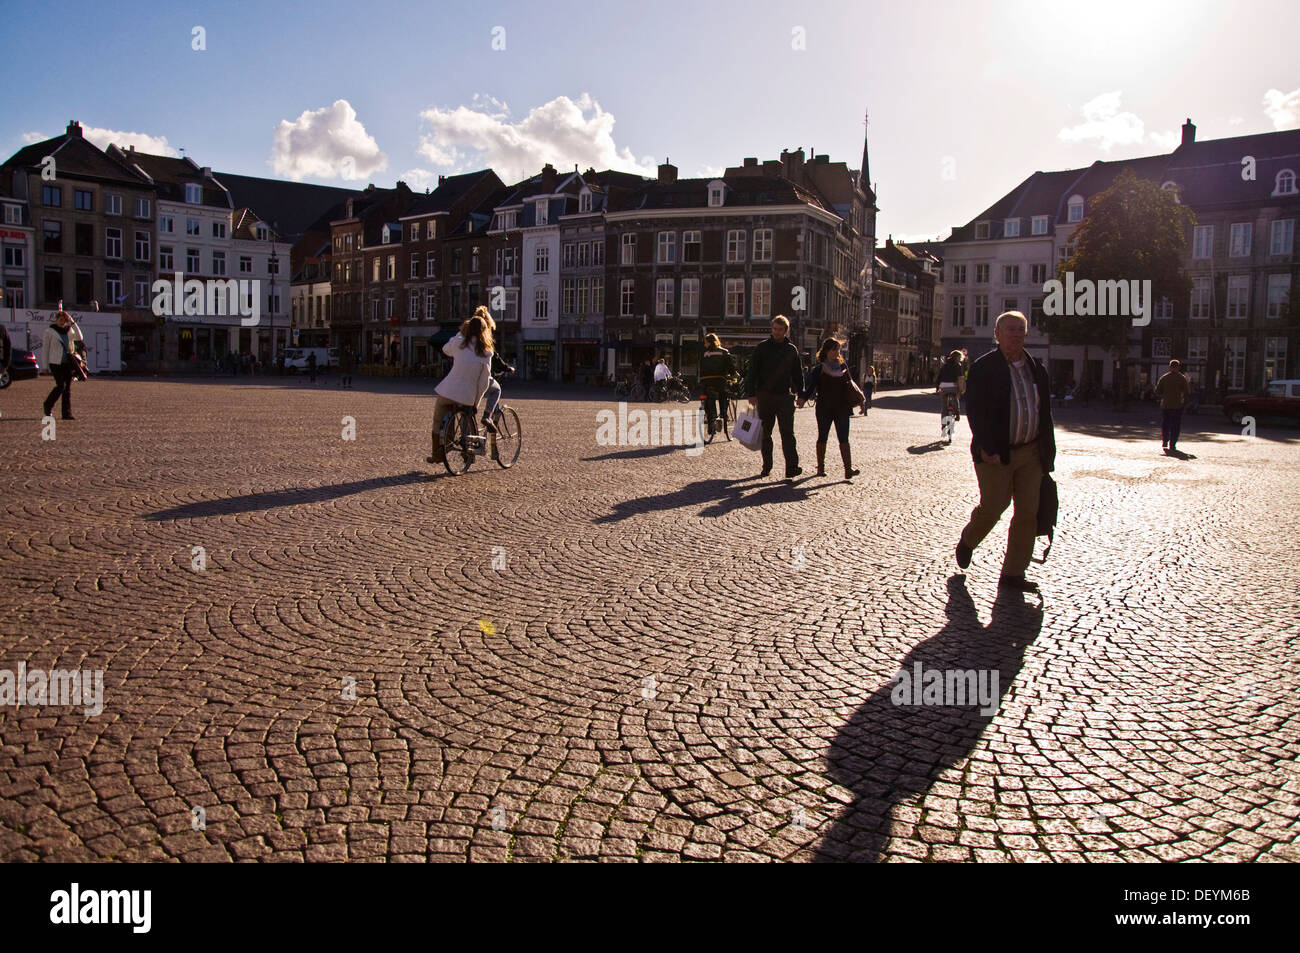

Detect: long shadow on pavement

[813,575,1043,862]
[594,476,825,524]
[141,470,438,521]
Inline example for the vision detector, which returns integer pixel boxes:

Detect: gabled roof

[401,169,497,217]
[3,127,152,188]
[608,174,830,214]
[214,171,363,243]
[106,147,230,207]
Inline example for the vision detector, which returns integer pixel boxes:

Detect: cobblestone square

[1,376,1297,862]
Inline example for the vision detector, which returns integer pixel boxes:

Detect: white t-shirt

[653,363,670,381]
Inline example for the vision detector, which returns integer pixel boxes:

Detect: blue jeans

[483,379,502,420]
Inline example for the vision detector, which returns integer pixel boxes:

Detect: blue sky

[2,0,1296,241]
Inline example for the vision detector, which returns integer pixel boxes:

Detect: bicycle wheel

[442,411,477,474]
[722,398,733,441]
[491,406,522,468]
[701,404,717,445]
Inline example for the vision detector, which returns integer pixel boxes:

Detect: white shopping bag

[733,411,764,450]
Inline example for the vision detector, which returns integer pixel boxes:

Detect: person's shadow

[812,575,1043,862]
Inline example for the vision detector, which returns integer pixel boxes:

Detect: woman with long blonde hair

[428,314,493,464]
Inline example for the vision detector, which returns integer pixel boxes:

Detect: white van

[282,347,337,372]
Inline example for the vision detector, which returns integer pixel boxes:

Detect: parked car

[1224,379,1300,424]
[7,349,39,381]
[282,347,338,372]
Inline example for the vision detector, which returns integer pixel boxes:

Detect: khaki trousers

[960,440,1042,576]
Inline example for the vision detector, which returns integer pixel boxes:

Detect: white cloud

[21,131,48,144]
[82,125,179,156]
[399,168,439,192]
[1228,116,1245,126]
[416,93,655,183]
[695,164,725,178]
[1263,87,1300,130]
[1058,92,1175,152]
[271,100,387,181]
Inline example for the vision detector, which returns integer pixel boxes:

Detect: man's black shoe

[998,575,1039,592]
[61,415,75,420]
[785,466,803,480]
[759,467,772,477]
[956,540,972,569]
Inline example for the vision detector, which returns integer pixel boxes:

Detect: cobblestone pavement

[1,375,1298,862]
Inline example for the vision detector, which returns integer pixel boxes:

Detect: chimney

[200,166,211,177]
[1181,117,1196,147]
[66,120,83,138]
[781,148,805,179]
[541,163,557,192]
[128,145,135,153]
[438,175,446,184]
[743,157,758,167]
[657,158,677,184]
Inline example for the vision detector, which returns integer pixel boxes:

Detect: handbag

[1033,473,1058,562]
[733,410,764,451]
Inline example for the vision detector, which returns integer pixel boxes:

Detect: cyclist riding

[472,305,515,434]
[428,314,493,465]
[936,349,965,420]
[699,333,736,434]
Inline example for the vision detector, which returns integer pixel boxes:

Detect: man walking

[745,315,803,479]
[955,311,1055,593]
[1155,359,1190,453]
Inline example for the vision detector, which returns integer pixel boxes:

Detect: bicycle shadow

[141,470,438,521]
[581,445,682,462]
[906,441,949,454]
[811,575,1043,862]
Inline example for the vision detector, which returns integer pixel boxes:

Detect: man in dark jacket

[744,315,803,479]
[955,311,1056,592]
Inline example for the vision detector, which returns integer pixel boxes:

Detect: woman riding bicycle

[698,333,736,432]
[936,350,964,420]
[428,314,493,465]
[471,305,515,433]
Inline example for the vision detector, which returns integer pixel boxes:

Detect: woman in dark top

[798,337,861,478]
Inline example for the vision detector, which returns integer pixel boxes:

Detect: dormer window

[1161,181,1182,204]
[1004,218,1020,238]
[535,200,548,226]
[579,191,592,213]
[1032,215,1048,235]
[1067,195,1084,223]
[185,183,202,204]
[1274,169,1297,197]
[974,221,990,240]
[708,180,726,208]
[256,225,268,241]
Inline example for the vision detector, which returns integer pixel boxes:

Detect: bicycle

[700,379,739,444]
[437,394,523,474]
[938,386,960,444]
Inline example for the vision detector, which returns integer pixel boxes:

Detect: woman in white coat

[428,315,493,464]
[42,310,84,420]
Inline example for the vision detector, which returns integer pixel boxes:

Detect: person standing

[340,346,353,388]
[955,311,1056,593]
[798,337,860,478]
[1155,359,1190,453]
[744,315,803,479]
[307,350,317,383]
[42,310,83,420]
[860,365,877,416]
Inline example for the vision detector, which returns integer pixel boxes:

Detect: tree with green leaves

[1040,169,1195,405]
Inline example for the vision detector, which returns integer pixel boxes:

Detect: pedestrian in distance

[1155,359,1190,453]
[744,315,804,479]
[307,350,317,383]
[955,311,1056,593]
[798,337,861,478]
[42,309,83,420]
[860,364,876,416]
[341,345,354,388]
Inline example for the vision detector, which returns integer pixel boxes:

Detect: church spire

[860,108,873,200]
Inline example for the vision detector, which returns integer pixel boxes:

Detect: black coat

[965,347,1056,472]
[744,337,802,398]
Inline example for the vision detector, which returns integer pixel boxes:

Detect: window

[579,192,592,213]
[257,225,268,241]
[105,227,122,259]
[384,294,394,318]
[974,222,989,239]
[592,277,604,314]
[681,278,699,317]
[1032,215,1048,236]
[134,231,150,261]
[471,246,480,272]
[426,289,438,321]
[2,246,23,268]
[105,194,122,216]
[683,231,701,263]
[534,245,549,273]
[621,233,636,265]
[1030,264,1047,286]
[533,200,548,226]
[725,277,744,317]
[657,231,676,263]
[104,272,121,306]
[184,183,202,204]
[709,186,723,207]
[134,276,150,306]
[1192,225,1213,259]
[1186,336,1208,362]
[43,185,62,207]
[1271,219,1294,256]
[158,215,173,233]
[212,222,227,239]
[43,219,62,253]
[1190,276,1212,319]
[185,247,199,272]
[43,267,63,304]
[726,230,745,263]
[973,294,989,327]
[975,264,989,283]
[268,253,279,276]
[212,251,225,276]
[186,218,200,236]
[3,204,19,225]
[134,198,150,218]
[563,242,576,268]
[1265,337,1288,381]
[534,286,548,320]
[655,278,674,316]
[1003,265,1020,285]
[409,290,420,319]
[160,246,173,270]
[1154,297,1173,320]
[592,240,604,266]
[620,279,635,316]
[3,279,24,309]
[386,255,395,280]
[752,277,772,318]
[1224,336,1246,389]
[562,278,576,315]
[74,189,92,210]
[1226,275,1249,318]
[752,228,774,263]
[233,255,248,274]
[1274,170,1297,197]
[410,254,420,279]
[951,264,967,284]
[1004,219,1020,238]
[1266,274,1290,318]
[1229,223,1252,257]
[577,242,589,267]
[74,222,92,256]
[409,222,420,242]
[1003,297,1018,314]
[1067,197,1083,222]
[575,278,588,314]
[74,269,94,305]
[951,296,967,327]
[1151,337,1172,360]
[372,257,380,282]
[1030,297,1044,328]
